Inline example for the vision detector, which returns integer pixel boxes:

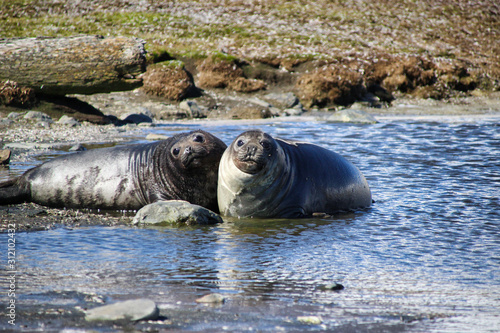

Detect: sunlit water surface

[1,116,499,331]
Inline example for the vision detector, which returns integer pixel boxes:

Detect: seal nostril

[185,146,192,154]
[247,145,257,155]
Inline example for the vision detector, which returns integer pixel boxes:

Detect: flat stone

[263,92,299,108]
[195,293,225,304]
[85,299,158,322]
[132,200,223,226]
[85,298,159,322]
[327,109,378,124]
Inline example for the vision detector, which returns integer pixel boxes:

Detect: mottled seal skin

[0,130,226,212]
[218,130,371,218]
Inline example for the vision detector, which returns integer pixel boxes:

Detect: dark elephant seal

[0,130,226,212]
[217,130,371,218]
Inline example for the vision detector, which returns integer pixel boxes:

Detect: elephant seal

[217,130,371,218]
[0,130,226,212]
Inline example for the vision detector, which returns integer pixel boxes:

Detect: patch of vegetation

[1,0,498,97]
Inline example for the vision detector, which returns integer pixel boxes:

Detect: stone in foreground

[85,299,159,322]
[132,200,223,226]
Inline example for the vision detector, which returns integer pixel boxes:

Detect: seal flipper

[0,177,31,205]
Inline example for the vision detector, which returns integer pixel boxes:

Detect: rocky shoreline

[1,88,499,232]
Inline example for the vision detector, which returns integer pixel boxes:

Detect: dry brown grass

[197,54,267,92]
[1,0,498,106]
[0,80,36,107]
[141,62,195,101]
[296,65,365,107]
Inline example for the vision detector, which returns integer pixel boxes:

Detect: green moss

[207,51,240,64]
[155,60,185,71]
[0,0,497,86]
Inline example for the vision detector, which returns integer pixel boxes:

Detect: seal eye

[193,134,204,143]
[172,147,180,156]
[237,139,244,147]
[261,141,271,150]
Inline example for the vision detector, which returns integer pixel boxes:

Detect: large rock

[263,92,299,108]
[85,299,159,322]
[132,200,223,226]
[0,36,146,95]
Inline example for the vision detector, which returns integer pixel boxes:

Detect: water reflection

[1,116,499,331]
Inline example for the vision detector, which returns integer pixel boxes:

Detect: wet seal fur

[0,130,226,212]
[218,130,371,218]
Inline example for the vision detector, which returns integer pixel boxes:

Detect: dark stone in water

[317,283,345,291]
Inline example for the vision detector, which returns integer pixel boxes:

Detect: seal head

[170,131,212,169]
[231,130,278,174]
[149,130,227,212]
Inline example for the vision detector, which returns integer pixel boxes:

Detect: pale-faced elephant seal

[217,130,371,218]
[0,130,226,212]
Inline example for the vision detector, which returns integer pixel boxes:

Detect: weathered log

[0,35,146,95]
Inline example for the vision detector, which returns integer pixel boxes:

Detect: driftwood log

[0,35,146,95]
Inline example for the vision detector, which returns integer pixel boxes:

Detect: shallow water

[1,116,499,331]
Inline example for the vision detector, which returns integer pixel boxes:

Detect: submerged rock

[132,200,223,226]
[85,298,159,322]
[195,293,225,304]
[317,282,345,291]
